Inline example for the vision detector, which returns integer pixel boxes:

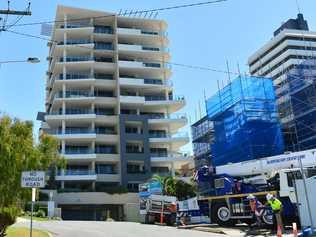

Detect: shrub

[0,207,20,237]
[35,209,46,218]
[38,207,48,217]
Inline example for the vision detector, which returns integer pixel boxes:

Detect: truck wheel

[262,210,273,226]
[212,203,236,227]
[145,214,155,224]
[165,214,176,226]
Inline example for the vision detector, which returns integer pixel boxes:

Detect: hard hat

[266,193,274,201]
[247,194,255,200]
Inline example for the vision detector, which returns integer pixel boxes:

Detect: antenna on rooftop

[295,0,301,14]
[153,12,158,19]
[118,9,122,16]
[123,10,128,16]
[148,11,154,19]
[226,60,231,83]
[237,62,241,77]
[143,11,148,18]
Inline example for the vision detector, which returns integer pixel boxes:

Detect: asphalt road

[14,220,229,237]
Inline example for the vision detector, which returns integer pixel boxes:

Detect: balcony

[60,22,92,29]
[57,57,114,68]
[94,26,113,34]
[94,42,113,50]
[119,77,172,89]
[54,74,114,88]
[144,95,186,112]
[53,91,116,105]
[120,95,145,105]
[48,129,96,140]
[118,44,164,53]
[57,40,93,46]
[96,173,120,182]
[149,132,189,149]
[117,28,165,37]
[59,56,93,63]
[55,170,97,181]
[62,148,119,162]
[118,60,170,70]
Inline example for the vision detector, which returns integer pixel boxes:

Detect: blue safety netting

[286,59,316,150]
[206,76,284,166]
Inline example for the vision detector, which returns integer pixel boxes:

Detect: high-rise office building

[40,5,191,220]
[248,14,316,150]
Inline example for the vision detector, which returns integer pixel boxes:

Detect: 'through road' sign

[21,171,45,188]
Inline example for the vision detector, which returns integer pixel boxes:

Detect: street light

[0,57,40,64]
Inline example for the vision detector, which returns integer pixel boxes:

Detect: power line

[4,28,239,76]
[4,0,228,29]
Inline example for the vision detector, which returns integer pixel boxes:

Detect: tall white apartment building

[40,5,191,220]
[248,14,316,150]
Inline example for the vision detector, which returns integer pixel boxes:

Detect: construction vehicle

[139,182,177,225]
[197,149,316,226]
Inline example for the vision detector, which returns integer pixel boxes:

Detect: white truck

[197,149,316,226]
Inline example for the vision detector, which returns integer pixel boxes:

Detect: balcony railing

[56,73,113,80]
[94,42,113,50]
[57,40,92,45]
[149,132,167,138]
[95,147,116,154]
[65,148,93,154]
[58,170,95,176]
[50,128,116,135]
[47,109,94,115]
[59,56,113,63]
[55,91,114,99]
[94,26,113,34]
[144,79,163,85]
[150,132,189,139]
[150,152,190,158]
[60,22,92,29]
[59,56,92,62]
[144,95,166,101]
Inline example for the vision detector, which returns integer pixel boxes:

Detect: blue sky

[0,0,315,152]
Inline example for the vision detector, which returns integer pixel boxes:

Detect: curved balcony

[149,132,189,149]
[56,169,97,181]
[119,77,172,90]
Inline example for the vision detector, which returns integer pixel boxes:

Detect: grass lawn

[6,227,50,237]
[20,215,50,221]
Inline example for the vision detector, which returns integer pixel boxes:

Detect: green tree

[151,175,196,200]
[0,115,64,236]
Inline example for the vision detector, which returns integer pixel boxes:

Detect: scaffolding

[283,59,316,150]
[206,76,284,166]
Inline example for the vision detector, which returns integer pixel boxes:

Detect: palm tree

[151,175,196,200]
[151,175,175,196]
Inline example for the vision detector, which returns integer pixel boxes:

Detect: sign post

[21,171,45,237]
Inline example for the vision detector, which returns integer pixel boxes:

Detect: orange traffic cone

[277,224,283,237]
[293,222,298,237]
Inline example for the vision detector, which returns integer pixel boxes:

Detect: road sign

[21,171,45,188]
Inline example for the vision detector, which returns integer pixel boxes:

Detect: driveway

[14,220,228,237]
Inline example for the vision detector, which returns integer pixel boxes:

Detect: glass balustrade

[94,26,113,34]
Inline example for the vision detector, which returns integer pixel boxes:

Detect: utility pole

[0,1,31,31]
[0,1,31,16]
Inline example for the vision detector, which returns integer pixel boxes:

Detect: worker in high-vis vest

[266,193,283,232]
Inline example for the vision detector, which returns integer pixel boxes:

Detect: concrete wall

[54,192,140,222]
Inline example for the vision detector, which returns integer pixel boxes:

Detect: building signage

[266,154,305,165]
[21,171,45,188]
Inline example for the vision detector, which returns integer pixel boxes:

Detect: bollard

[293,223,298,237]
[277,224,283,237]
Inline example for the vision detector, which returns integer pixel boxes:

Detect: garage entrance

[60,204,124,221]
